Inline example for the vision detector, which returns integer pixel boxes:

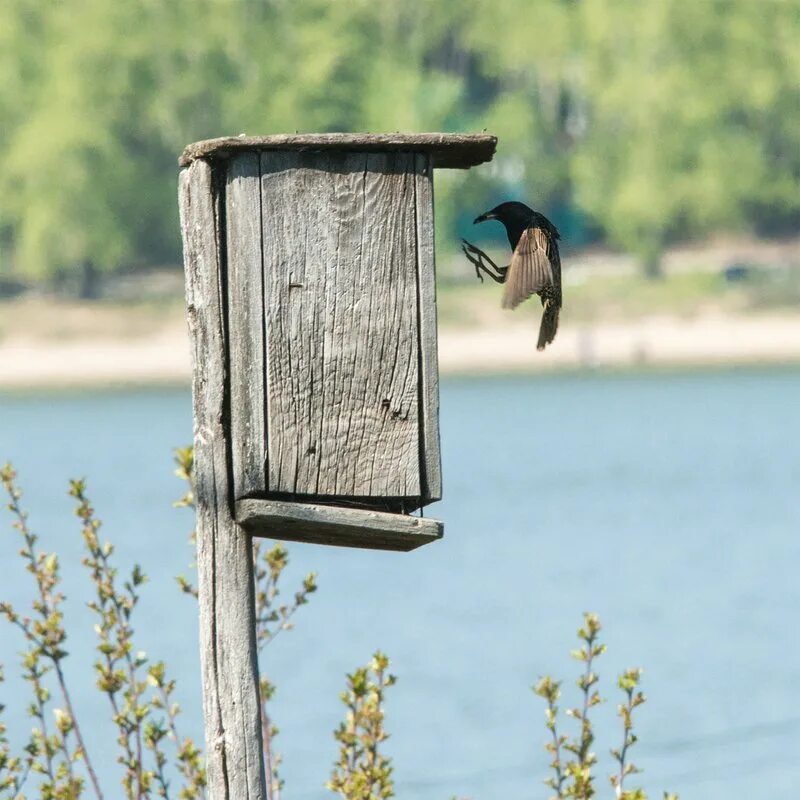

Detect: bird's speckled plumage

[467,201,562,350]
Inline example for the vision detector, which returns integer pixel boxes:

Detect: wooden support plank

[236,498,442,552]
[179,160,267,800]
[227,152,266,497]
[260,151,421,503]
[414,154,442,502]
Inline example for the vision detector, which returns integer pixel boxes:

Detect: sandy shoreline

[439,313,800,372]
[2,312,800,390]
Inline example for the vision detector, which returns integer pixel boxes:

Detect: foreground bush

[0,461,315,800]
[1,462,676,799]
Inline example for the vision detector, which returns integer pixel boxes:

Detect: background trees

[1,0,798,288]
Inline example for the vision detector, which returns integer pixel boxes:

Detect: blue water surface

[1,368,799,799]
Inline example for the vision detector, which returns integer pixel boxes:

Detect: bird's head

[473,201,535,227]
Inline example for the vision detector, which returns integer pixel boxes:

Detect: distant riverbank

[3,311,800,390]
[3,240,800,389]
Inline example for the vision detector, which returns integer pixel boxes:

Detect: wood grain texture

[179,132,497,169]
[261,151,422,504]
[414,154,442,501]
[179,159,267,800]
[227,153,266,497]
[236,498,442,552]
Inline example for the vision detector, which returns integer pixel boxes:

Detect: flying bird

[462,201,562,351]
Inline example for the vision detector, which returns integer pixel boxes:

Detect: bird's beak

[473,211,495,225]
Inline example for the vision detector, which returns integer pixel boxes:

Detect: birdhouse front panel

[225,149,440,512]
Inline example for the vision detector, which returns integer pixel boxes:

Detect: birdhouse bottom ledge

[234,498,443,552]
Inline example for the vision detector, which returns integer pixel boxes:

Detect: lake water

[1,368,799,799]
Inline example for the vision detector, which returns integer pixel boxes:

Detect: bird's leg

[461,239,508,284]
[462,239,503,271]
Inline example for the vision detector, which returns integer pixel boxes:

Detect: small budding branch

[1,454,319,800]
[534,613,678,800]
[0,463,207,800]
[328,652,396,800]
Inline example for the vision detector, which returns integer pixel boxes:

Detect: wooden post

[178,133,496,800]
[180,160,267,799]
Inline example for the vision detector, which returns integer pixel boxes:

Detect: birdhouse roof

[179,132,496,169]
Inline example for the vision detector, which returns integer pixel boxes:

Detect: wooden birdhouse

[179,134,495,552]
[179,133,496,799]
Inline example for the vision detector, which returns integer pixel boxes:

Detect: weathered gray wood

[236,498,443,551]
[179,132,497,169]
[227,153,266,497]
[261,151,421,503]
[414,154,442,501]
[179,160,267,800]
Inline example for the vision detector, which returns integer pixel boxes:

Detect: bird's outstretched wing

[501,226,555,310]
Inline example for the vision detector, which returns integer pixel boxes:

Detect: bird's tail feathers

[537,300,559,351]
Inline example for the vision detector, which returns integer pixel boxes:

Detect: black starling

[462,201,562,351]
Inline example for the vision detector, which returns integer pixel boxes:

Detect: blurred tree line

[0,0,798,292]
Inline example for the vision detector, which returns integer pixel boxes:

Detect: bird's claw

[461,243,484,283]
[461,238,482,256]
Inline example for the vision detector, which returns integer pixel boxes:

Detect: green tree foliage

[1,0,798,284]
[0,0,469,287]
[463,0,579,207]
[573,0,800,275]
